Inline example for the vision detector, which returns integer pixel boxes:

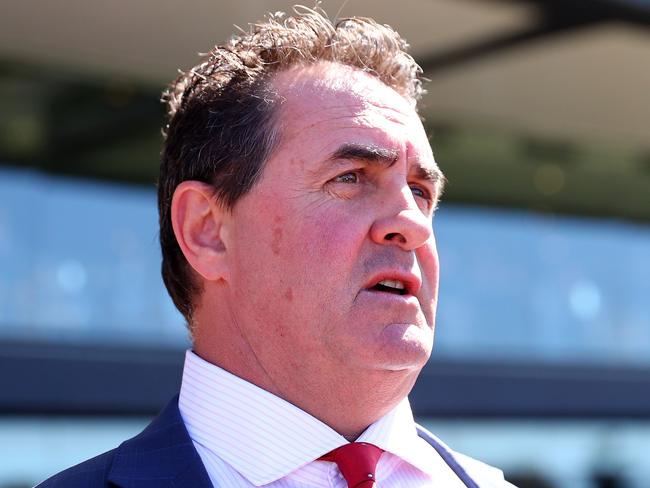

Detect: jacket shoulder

[35,395,211,488]
[35,448,118,488]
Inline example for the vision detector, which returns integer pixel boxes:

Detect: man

[39,7,515,488]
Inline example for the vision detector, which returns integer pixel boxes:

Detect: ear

[171,181,230,282]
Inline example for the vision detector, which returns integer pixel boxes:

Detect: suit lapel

[416,424,480,488]
[107,395,212,488]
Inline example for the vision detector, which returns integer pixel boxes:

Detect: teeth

[377,279,405,290]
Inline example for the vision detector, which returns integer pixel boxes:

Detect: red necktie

[320,442,384,488]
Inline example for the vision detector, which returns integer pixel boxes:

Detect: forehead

[271,63,432,161]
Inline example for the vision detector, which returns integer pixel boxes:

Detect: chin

[373,322,434,371]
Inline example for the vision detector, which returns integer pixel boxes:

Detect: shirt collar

[357,395,441,478]
[179,350,346,486]
[178,350,434,485]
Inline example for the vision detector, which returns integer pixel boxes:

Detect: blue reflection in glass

[434,204,650,365]
[0,168,187,346]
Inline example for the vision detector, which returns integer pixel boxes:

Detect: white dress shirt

[179,350,512,488]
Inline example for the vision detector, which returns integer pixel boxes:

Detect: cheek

[265,207,369,321]
[421,236,440,280]
[235,192,371,304]
[229,204,289,299]
[418,237,440,314]
[294,208,366,266]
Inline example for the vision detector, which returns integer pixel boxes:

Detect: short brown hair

[158,6,425,324]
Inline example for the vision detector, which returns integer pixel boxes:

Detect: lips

[364,272,421,297]
[373,279,407,295]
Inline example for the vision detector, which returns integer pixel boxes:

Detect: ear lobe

[171,181,230,282]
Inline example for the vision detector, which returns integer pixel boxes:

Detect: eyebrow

[329,143,399,167]
[327,142,446,193]
[415,164,446,188]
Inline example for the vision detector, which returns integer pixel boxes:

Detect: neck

[191,293,420,440]
[299,372,417,440]
[194,339,416,440]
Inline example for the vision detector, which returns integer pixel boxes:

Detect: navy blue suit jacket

[37,395,482,488]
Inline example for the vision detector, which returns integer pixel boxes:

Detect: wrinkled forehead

[271,62,429,156]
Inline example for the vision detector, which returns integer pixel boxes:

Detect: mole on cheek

[271,215,283,255]
[271,227,282,255]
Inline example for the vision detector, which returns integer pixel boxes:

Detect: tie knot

[320,443,383,488]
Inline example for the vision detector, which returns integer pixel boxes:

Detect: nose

[369,185,433,251]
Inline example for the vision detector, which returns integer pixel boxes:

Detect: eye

[410,184,436,211]
[410,185,431,200]
[333,172,359,184]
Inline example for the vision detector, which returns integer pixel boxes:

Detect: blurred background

[0,0,649,486]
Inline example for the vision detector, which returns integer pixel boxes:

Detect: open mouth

[370,279,408,296]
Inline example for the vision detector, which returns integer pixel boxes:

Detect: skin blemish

[271,227,282,255]
[284,287,293,302]
[289,156,305,171]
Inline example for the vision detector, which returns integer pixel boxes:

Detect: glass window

[434,205,650,366]
[0,168,186,347]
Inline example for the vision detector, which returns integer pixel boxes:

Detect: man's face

[222,63,442,391]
